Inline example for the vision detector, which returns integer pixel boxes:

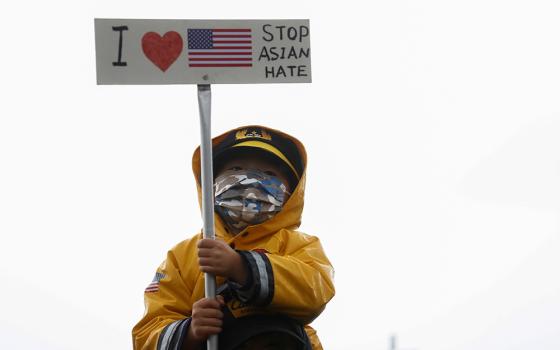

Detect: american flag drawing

[187,28,253,68]
[145,272,165,293]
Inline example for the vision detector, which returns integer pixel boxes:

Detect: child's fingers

[197,248,215,258]
[198,257,214,266]
[198,317,223,327]
[195,325,222,337]
[196,297,222,309]
[197,239,212,248]
[197,238,222,249]
[191,297,225,339]
[198,255,228,273]
[196,309,224,321]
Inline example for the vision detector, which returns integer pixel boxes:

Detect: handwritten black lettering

[299,47,310,58]
[275,25,286,40]
[265,66,275,78]
[299,26,309,42]
[264,65,308,78]
[112,26,128,67]
[258,46,310,62]
[287,27,298,41]
[262,24,273,42]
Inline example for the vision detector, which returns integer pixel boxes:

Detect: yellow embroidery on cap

[235,129,272,141]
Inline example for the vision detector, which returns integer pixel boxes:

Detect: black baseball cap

[213,126,303,183]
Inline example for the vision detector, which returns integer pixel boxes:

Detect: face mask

[214,169,291,232]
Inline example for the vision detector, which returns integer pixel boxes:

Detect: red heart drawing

[141,31,183,72]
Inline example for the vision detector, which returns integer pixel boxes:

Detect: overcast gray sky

[1,0,559,349]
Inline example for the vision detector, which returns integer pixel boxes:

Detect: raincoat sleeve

[132,247,194,350]
[234,232,335,324]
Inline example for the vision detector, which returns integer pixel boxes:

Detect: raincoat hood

[192,125,307,240]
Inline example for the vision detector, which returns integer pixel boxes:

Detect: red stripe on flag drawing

[212,28,251,32]
[213,35,251,38]
[213,40,251,44]
[189,52,252,55]
[209,46,251,50]
[189,57,252,61]
[189,64,253,67]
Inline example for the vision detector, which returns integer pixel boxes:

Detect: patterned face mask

[214,169,291,232]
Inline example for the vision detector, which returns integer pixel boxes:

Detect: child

[132,126,335,349]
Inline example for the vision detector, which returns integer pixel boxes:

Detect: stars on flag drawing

[187,28,253,68]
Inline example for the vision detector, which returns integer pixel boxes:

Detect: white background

[1,1,559,349]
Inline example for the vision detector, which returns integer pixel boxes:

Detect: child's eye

[264,170,277,177]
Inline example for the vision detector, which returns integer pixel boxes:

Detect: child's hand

[186,296,225,344]
[197,238,248,284]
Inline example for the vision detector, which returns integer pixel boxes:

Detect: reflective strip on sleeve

[248,250,274,305]
[235,250,274,305]
[250,251,270,302]
[157,318,190,350]
[171,319,190,350]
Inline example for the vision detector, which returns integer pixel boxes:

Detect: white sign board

[95,19,311,85]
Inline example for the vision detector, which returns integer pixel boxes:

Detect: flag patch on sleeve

[145,272,166,293]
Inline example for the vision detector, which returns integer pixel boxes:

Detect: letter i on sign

[112,26,128,66]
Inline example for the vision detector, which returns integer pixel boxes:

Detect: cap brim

[232,140,299,180]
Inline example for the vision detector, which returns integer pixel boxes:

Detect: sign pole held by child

[196,83,219,349]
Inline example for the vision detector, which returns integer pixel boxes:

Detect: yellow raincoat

[132,126,335,349]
